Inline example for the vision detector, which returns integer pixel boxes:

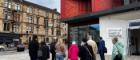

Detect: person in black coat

[79,38,95,60]
[29,35,39,60]
[40,41,50,60]
[50,40,56,60]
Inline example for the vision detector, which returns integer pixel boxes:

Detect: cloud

[25,0,60,12]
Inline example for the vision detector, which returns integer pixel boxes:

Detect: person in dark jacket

[40,41,50,60]
[50,39,56,60]
[79,38,95,60]
[29,35,39,60]
[98,37,106,60]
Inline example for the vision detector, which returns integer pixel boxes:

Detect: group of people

[28,36,66,60]
[28,35,124,60]
[68,35,124,60]
[28,35,50,60]
[68,35,105,60]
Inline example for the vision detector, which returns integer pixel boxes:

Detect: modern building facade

[61,0,140,56]
[0,0,61,45]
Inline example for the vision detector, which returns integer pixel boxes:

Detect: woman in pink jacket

[68,41,79,60]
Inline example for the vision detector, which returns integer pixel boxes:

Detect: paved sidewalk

[1,50,140,60]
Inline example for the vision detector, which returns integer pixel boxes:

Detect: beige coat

[87,39,98,55]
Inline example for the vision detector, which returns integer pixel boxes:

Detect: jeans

[56,54,64,60]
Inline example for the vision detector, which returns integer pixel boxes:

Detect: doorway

[129,29,140,55]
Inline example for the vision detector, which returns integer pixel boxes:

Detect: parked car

[0,45,5,51]
[17,44,25,52]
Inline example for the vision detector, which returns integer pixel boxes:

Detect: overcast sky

[26,0,60,12]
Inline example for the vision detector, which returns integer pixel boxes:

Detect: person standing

[29,35,39,60]
[79,38,95,60]
[50,39,57,60]
[40,41,50,60]
[68,41,79,60]
[98,37,107,60]
[55,37,66,60]
[87,35,98,60]
[112,37,124,60]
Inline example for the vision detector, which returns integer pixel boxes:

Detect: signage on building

[13,39,19,41]
[107,28,122,38]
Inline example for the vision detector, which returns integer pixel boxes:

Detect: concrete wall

[100,10,140,55]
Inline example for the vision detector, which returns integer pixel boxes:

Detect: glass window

[27,6,32,13]
[4,0,8,7]
[8,2,11,8]
[37,17,39,24]
[13,24,18,33]
[27,25,32,33]
[4,12,11,20]
[27,16,32,23]
[3,23,10,31]
[15,3,20,11]
[44,17,48,28]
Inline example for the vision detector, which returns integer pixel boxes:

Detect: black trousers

[99,52,105,60]
[52,54,56,60]
[30,55,37,60]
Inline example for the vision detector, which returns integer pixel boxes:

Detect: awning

[89,24,99,30]
[0,32,20,43]
[62,2,140,24]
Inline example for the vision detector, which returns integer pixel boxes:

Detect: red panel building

[61,0,140,55]
[61,0,123,20]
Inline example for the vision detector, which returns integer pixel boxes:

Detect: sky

[26,0,60,12]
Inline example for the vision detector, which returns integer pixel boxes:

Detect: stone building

[0,0,60,44]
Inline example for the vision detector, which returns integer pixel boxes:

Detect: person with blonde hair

[87,35,98,60]
[55,37,66,60]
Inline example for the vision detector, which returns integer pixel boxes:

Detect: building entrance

[129,20,140,55]
[129,29,140,55]
[69,24,100,46]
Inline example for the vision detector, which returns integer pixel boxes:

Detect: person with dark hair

[40,41,50,60]
[50,39,56,60]
[112,37,124,60]
[79,38,95,60]
[98,37,107,60]
[29,35,39,60]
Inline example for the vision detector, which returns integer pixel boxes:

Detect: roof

[14,0,60,15]
[62,2,140,23]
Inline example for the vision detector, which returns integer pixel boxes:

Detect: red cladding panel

[61,0,92,19]
[61,0,123,20]
[61,0,79,19]
[92,0,123,12]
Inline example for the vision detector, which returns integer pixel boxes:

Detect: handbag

[114,45,122,60]
[104,47,107,53]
